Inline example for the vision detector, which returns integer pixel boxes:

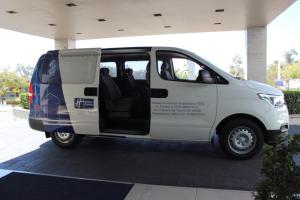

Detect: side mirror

[197,70,215,84]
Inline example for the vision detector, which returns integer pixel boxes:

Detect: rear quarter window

[38,54,61,84]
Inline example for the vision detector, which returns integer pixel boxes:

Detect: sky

[267,0,300,63]
[0,1,299,73]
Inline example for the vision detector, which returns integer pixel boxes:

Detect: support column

[246,27,267,83]
[55,39,76,50]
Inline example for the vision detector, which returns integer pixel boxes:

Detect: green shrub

[6,99,20,106]
[20,93,29,109]
[283,91,300,114]
[254,135,300,200]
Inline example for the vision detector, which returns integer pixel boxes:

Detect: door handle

[151,88,168,98]
[84,87,98,96]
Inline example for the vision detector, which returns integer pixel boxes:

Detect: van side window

[156,51,208,82]
[125,60,149,80]
[100,62,117,77]
[39,54,61,83]
[172,58,203,81]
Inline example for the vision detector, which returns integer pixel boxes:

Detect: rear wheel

[219,118,264,160]
[50,132,82,148]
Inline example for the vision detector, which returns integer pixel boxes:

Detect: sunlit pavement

[0,105,48,163]
[0,105,299,192]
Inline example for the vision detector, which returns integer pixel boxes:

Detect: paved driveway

[0,107,299,190]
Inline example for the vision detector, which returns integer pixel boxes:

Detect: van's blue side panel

[29,51,75,133]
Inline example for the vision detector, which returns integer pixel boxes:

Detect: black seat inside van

[160,62,173,80]
[122,68,137,97]
[100,68,136,118]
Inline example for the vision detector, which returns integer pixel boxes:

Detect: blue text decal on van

[74,98,94,109]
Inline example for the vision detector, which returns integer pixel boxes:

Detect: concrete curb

[290,114,300,119]
[0,104,12,112]
[12,107,29,119]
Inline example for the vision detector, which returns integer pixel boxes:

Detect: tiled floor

[0,109,261,190]
[0,106,299,192]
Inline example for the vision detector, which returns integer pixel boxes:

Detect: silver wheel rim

[228,126,257,155]
[54,132,73,144]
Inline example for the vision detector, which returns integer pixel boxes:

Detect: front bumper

[265,124,289,144]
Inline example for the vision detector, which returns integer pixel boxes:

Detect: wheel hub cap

[228,126,256,154]
[55,132,73,143]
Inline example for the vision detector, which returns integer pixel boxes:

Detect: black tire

[49,132,82,148]
[219,118,264,160]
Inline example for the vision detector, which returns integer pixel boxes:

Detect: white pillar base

[246,27,267,83]
[55,39,76,50]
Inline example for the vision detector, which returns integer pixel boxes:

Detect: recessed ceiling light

[164,25,171,28]
[76,32,82,35]
[65,3,77,7]
[48,23,56,26]
[6,10,17,14]
[97,18,106,22]
[153,13,162,17]
[117,29,125,32]
[215,9,224,12]
[214,22,222,25]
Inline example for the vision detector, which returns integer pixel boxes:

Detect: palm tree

[284,49,298,64]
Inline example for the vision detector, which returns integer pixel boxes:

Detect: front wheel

[50,132,82,148]
[219,119,264,160]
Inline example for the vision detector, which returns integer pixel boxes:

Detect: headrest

[100,68,109,76]
[161,62,170,71]
[125,68,133,75]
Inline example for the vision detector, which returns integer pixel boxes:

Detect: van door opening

[99,53,150,135]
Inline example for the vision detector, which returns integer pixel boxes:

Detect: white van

[29,47,289,159]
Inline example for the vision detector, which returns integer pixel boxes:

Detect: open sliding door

[59,49,101,135]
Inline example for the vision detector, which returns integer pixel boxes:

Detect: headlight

[257,93,285,108]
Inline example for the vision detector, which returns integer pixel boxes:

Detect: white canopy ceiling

[0,0,295,40]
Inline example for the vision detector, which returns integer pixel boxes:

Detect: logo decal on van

[74,98,94,109]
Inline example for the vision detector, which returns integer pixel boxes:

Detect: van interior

[99,53,150,135]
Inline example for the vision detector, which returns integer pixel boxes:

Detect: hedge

[283,91,300,114]
[6,99,20,106]
[20,93,29,109]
